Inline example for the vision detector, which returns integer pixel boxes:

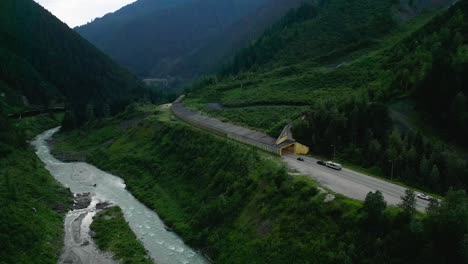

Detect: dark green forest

[0,0,148,126]
[293,0,468,194]
[385,4,468,146]
[293,97,468,194]
[53,107,468,264]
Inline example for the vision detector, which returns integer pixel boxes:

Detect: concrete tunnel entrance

[275,124,309,156]
[280,144,296,155]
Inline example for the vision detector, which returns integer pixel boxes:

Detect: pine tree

[426,197,440,215]
[86,103,95,121]
[363,191,387,222]
[419,156,431,182]
[399,189,416,216]
[430,164,440,191]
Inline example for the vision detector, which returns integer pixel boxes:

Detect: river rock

[96,201,112,210]
[324,194,335,203]
[73,193,92,210]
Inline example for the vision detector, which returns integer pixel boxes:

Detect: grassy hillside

[0,113,72,263]
[187,0,450,107]
[91,206,153,264]
[204,105,308,136]
[52,105,468,264]
[0,0,147,125]
[185,0,468,195]
[223,0,394,74]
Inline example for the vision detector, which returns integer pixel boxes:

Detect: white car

[325,161,342,171]
[417,193,432,201]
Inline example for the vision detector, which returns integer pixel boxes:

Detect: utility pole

[389,160,394,181]
[331,144,336,161]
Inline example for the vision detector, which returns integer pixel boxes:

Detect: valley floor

[49,104,468,264]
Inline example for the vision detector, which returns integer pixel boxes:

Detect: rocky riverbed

[32,127,208,264]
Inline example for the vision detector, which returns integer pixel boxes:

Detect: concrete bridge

[8,107,65,119]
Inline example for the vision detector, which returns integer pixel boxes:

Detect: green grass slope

[0,114,72,263]
[91,206,153,264]
[187,0,448,107]
[52,106,468,264]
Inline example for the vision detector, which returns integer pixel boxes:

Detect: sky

[34,0,138,28]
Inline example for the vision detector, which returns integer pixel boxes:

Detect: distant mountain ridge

[76,0,306,80]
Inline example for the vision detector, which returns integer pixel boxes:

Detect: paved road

[172,103,277,145]
[172,102,431,211]
[172,102,281,154]
[283,154,430,211]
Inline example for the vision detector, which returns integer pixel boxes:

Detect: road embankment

[172,102,281,155]
[173,102,430,210]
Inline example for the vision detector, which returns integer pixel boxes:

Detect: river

[32,127,208,264]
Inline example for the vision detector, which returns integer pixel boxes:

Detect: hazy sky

[34,0,138,28]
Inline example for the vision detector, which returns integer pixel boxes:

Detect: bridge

[171,100,309,156]
[7,107,65,119]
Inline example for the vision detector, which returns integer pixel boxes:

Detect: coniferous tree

[399,189,416,217]
[362,191,387,232]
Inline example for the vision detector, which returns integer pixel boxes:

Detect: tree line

[293,96,468,194]
[359,188,468,264]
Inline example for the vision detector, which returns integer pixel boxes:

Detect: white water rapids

[32,127,208,264]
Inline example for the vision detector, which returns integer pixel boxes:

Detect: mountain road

[172,102,432,211]
[283,154,430,211]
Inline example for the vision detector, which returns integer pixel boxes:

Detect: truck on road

[325,161,342,171]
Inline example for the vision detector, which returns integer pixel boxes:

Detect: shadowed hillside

[0,0,147,126]
[76,0,306,81]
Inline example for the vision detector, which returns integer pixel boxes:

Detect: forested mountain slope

[76,0,305,80]
[0,0,146,125]
[189,0,454,109]
[185,0,467,195]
